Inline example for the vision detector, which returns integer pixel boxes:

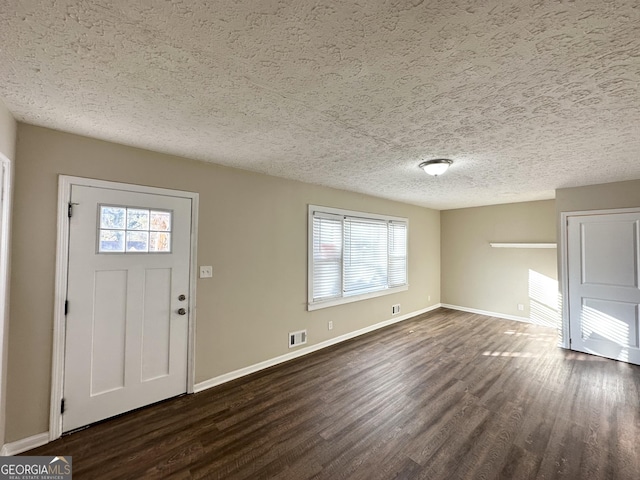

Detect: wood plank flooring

[25,308,640,479]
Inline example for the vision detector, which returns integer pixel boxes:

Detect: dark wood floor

[26,308,640,479]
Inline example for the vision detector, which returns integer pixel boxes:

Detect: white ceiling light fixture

[419,159,453,176]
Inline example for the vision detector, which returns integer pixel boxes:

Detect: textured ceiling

[1,0,639,209]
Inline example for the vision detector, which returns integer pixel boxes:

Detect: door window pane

[126,231,149,252]
[150,211,171,231]
[98,205,172,254]
[99,230,125,252]
[126,209,150,231]
[150,232,171,252]
[100,206,126,229]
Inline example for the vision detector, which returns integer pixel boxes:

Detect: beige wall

[441,200,558,324]
[0,100,16,450]
[6,124,440,441]
[556,179,640,213]
[0,100,16,161]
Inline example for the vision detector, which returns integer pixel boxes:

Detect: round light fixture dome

[418,159,453,176]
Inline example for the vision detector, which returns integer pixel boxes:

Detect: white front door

[63,184,192,432]
[568,212,640,365]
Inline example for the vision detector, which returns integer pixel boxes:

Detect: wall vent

[392,304,401,315]
[289,329,307,348]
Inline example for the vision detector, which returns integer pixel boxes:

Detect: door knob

[177,308,187,315]
[178,294,186,301]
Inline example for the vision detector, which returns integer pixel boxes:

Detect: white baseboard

[1,432,49,456]
[194,304,442,393]
[440,304,531,324]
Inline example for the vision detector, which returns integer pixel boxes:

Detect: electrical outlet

[328,321,333,330]
[392,304,401,315]
[428,295,431,301]
[199,266,213,278]
[517,303,524,311]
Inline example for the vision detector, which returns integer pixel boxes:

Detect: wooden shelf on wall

[489,243,557,249]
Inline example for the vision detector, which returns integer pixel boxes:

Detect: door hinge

[61,398,65,414]
[68,202,79,218]
[64,300,68,315]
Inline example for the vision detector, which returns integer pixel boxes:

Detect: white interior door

[568,212,640,365]
[63,184,192,432]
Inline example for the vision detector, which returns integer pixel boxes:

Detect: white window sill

[308,284,409,311]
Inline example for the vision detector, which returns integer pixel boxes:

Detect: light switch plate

[199,266,213,278]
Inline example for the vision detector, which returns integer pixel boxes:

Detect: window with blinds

[309,205,408,310]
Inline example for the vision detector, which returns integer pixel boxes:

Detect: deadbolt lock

[178,294,186,301]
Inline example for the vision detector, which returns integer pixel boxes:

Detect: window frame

[308,205,408,311]
[96,203,174,254]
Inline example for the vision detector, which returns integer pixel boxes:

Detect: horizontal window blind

[310,207,408,307]
[312,214,343,301]
[388,221,407,287]
[344,218,388,295]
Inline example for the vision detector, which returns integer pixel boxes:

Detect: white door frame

[0,154,13,447]
[50,175,199,440]
[559,206,640,351]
